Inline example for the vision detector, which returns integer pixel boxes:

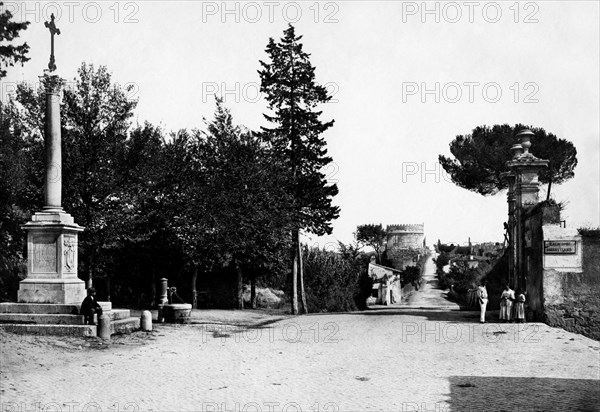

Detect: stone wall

[543,234,600,340]
[518,203,600,340]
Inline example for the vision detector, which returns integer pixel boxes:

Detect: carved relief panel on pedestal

[63,234,77,272]
[32,233,58,273]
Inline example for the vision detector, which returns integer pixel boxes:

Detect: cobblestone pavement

[1,306,599,412]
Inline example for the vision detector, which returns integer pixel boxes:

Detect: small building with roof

[368,257,402,305]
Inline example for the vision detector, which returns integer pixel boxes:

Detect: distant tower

[385,223,425,270]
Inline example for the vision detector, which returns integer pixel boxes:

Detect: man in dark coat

[80,287,103,325]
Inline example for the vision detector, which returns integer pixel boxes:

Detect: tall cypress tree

[258,25,339,314]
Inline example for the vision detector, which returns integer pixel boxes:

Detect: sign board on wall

[544,240,577,254]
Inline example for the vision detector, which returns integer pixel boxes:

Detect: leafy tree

[107,122,173,302]
[0,3,30,80]
[439,124,577,199]
[355,224,387,263]
[258,24,339,314]
[0,101,41,299]
[201,100,292,309]
[165,98,292,309]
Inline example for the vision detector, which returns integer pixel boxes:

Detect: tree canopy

[0,25,346,312]
[438,124,577,198]
[259,24,339,235]
[258,24,339,314]
[0,3,29,79]
[355,224,387,263]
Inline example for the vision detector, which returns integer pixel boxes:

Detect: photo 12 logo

[0,2,140,24]
[401,162,453,184]
[0,401,139,412]
[201,82,339,104]
[1,80,139,106]
[200,321,340,344]
[401,1,540,24]
[201,1,340,24]
[201,401,339,412]
[401,82,540,104]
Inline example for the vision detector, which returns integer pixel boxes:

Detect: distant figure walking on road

[514,288,526,323]
[499,284,515,322]
[477,280,488,324]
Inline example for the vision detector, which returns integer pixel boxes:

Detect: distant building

[450,255,488,269]
[473,242,505,258]
[385,223,426,270]
[368,258,402,305]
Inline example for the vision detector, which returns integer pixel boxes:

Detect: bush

[242,286,284,308]
[402,266,421,285]
[445,265,480,294]
[302,244,371,312]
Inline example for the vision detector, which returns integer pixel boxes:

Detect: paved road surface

[400,254,460,310]
[2,306,598,411]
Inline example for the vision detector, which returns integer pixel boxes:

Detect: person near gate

[477,279,488,324]
[499,283,515,322]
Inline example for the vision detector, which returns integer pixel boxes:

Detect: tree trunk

[236,262,244,310]
[250,274,257,309]
[546,180,553,201]
[191,266,198,309]
[291,230,299,315]
[298,233,308,314]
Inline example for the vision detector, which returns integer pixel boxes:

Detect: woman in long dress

[514,289,526,323]
[499,284,515,322]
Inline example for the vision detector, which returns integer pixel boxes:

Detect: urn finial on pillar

[516,129,535,157]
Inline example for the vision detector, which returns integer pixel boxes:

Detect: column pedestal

[18,211,85,304]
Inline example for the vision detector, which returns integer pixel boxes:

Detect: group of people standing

[476,280,526,324]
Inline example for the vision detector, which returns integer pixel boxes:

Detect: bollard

[159,278,168,305]
[141,310,152,331]
[98,314,111,340]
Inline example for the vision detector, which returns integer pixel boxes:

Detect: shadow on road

[446,376,600,411]
[304,306,515,324]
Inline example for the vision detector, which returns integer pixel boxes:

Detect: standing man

[477,279,488,324]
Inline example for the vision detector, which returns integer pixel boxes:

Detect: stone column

[18,73,86,304]
[506,129,548,291]
[43,74,63,211]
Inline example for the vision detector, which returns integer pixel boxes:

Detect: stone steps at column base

[0,309,131,325]
[0,301,140,337]
[0,317,141,337]
[0,323,96,337]
[0,302,79,314]
[111,317,140,335]
[110,309,131,321]
[0,313,85,324]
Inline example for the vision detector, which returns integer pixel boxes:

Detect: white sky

[2,1,599,249]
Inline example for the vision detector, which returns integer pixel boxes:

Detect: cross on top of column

[44,13,61,72]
